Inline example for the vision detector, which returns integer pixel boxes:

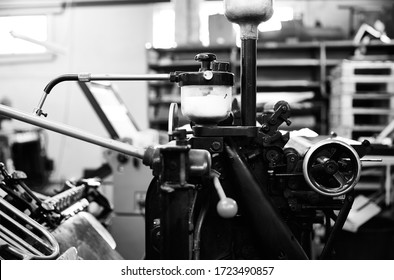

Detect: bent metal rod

[0,104,145,159]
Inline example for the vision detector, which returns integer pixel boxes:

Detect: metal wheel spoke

[311,163,325,173]
[333,171,347,187]
[329,148,342,160]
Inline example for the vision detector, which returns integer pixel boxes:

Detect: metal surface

[79,211,117,250]
[0,104,146,159]
[225,143,308,259]
[50,211,123,260]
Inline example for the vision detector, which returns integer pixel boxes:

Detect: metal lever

[211,170,238,218]
[0,104,146,159]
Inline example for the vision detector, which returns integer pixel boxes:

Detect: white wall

[0,4,153,181]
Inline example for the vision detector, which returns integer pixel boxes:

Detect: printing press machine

[0,0,381,260]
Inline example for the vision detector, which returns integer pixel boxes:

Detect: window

[151,2,294,48]
[258,7,294,33]
[152,4,176,49]
[0,15,48,55]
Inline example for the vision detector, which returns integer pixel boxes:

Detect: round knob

[217,198,238,218]
[224,0,273,39]
[224,0,273,24]
[195,53,216,71]
[211,172,238,218]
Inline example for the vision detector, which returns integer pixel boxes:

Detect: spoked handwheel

[303,139,361,196]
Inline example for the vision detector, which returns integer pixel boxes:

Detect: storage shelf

[148,61,199,71]
[231,59,321,67]
[256,80,320,88]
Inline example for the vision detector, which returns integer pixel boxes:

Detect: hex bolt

[269,118,277,125]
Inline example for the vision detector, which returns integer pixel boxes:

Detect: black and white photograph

[0,0,393,278]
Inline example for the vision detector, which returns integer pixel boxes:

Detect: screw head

[211,141,222,151]
[203,70,213,80]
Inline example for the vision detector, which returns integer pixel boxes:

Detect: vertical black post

[158,145,194,259]
[241,39,257,126]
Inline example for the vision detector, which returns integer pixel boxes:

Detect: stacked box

[329,60,394,140]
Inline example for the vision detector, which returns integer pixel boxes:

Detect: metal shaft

[43,73,171,94]
[0,104,145,159]
[88,74,171,81]
[241,39,257,126]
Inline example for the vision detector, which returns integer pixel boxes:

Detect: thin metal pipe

[0,104,145,159]
[241,39,257,126]
[0,225,44,257]
[0,198,60,259]
[89,74,171,81]
[43,73,171,94]
[35,73,172,116]
[0,212,50,255]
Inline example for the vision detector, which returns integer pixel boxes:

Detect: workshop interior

[0,0,394,260]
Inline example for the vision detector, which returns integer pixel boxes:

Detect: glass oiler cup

[178,53,234,125]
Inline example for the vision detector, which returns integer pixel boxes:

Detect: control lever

[257,101,291,146]
[211,170,238,218]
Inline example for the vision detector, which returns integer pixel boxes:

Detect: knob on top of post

[195,53,216,71]
[224,0,274,24]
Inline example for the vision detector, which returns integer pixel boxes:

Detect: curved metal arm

[0,104,146,159]
[0,197,60,260]
[34,73,173,117]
